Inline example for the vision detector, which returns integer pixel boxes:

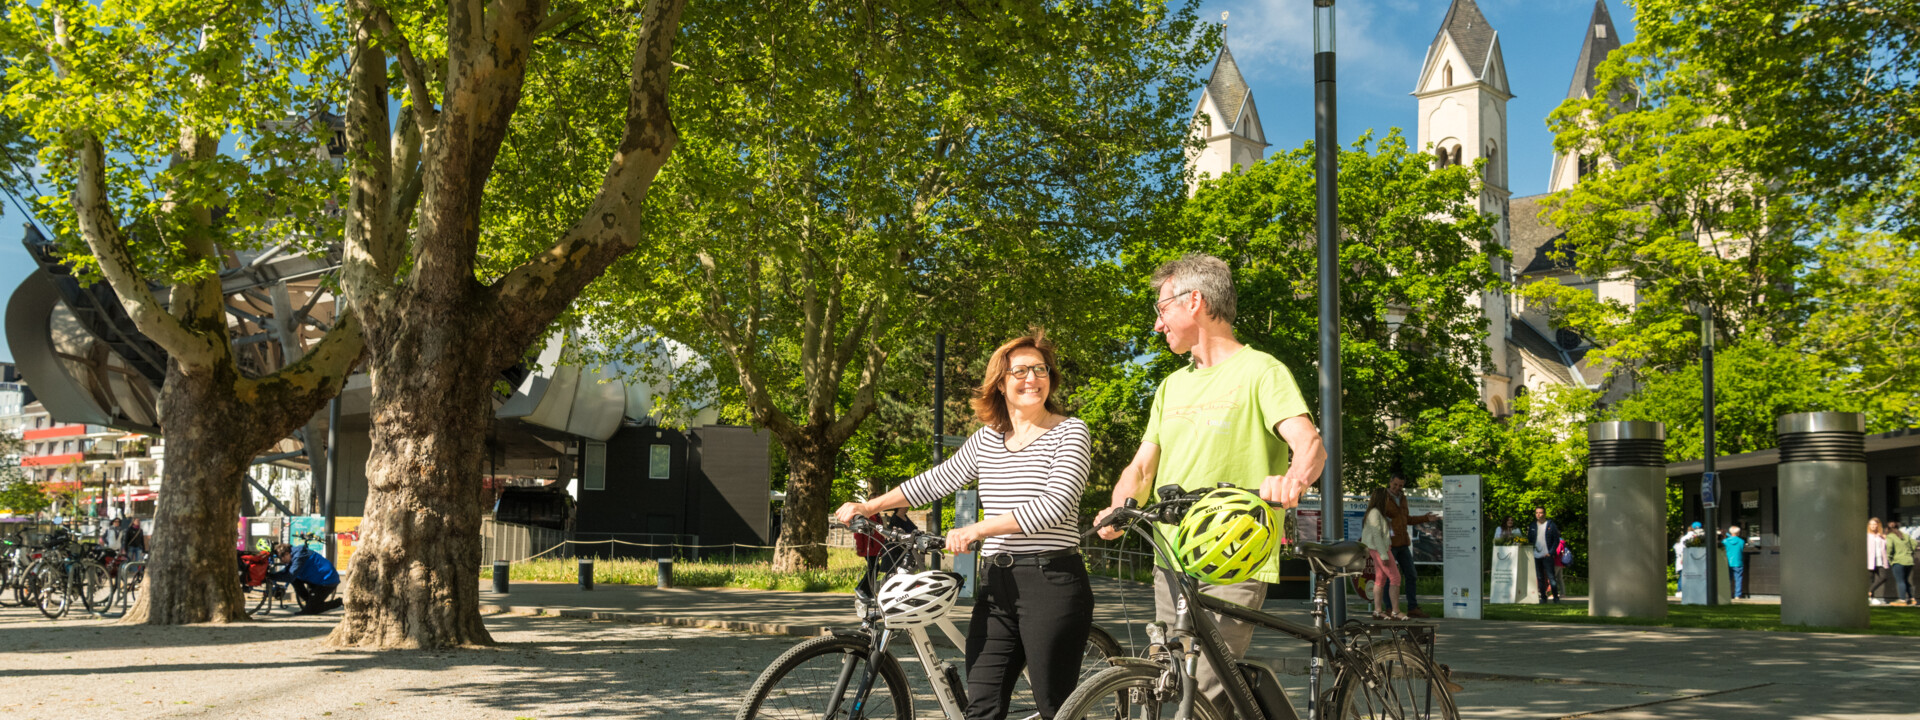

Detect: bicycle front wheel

[78,563,114,614]
[1054,664,1229,720]
[37,576,69,620]
[14,560,43,607]
[1329,639,1461,720]
[735,634,912,720]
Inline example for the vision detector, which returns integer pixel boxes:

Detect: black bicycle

[1058,486,1460,720]
[736,516,1124,720]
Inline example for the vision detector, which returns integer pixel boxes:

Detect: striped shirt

[899,418,1092,555]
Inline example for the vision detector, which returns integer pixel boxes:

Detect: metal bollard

[657,557,674,589]
[579,557,594,590]
[492,560,510,594]
[1586,421,1668,618]
[1779,412,1868,628]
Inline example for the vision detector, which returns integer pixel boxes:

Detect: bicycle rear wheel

[1053,664,1228,720]
[735,634,912,720]
[13,560,43,607]
[37,574,69,620]
[1329,639,1461,720]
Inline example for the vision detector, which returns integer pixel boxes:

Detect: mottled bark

[327,307,494,648]
[774,440,838,572]
[121,364,254,624]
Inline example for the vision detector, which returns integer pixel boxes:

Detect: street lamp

[1700,309,1719,605]
[1313,0,1344,622]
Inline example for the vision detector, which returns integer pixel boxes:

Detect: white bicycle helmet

[876,571,962,629]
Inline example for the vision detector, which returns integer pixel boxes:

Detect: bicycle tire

[1328,638,1460,720]
[735,634,912,720]
[78,563,113,614]
[117,563,145,612]
[14,559,43,607]
[249,581,274,617]
[1005,623,1129,718]
[0,560,15,607]
[1053,663,1229,720]
[38,573,68,620]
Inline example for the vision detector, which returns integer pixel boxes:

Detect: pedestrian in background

[1869,517,1893,605]
[1888,518,1916,606]
[1361,488,1404,620]
[124,518,146,562]
[1722,525,1749,599]
[1492,516,1520,543]
[1385,473,1440,616]
[1531,506,1563,603]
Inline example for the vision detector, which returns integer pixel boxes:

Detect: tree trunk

[774,439,837,572]
[326,315,494,648]
[123,364,255,625]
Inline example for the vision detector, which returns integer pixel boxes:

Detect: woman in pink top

[1869,518,1893,605]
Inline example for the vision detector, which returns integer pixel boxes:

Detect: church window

[1435,147,1450,168]
[1450,146,1463,167]
[1486,143,1499,182]
[1442,63,1453,87]
[1577,154,1598,178]
[1595,24,1607,39]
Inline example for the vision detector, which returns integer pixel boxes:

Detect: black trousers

[292,580,341,614]
[965,556,1094,720]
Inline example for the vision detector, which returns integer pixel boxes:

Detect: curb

[479,602,832,638]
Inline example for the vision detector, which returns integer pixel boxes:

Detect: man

[1095,254,1327,710]
[123,518,146,562]
[270,542,343,615]
[1530,506,1562,603]
[1382,473,1439,617]
[1722,525,1749,599]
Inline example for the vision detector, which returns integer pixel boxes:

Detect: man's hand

[833,502,868,527]
[1261,474,1309,508]
[1094,506,1125,541]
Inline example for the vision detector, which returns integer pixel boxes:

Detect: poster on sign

[1441,475,1482,619]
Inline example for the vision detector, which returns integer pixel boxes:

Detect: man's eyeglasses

[1008,364,1051,380]
[1154,289,1193,318]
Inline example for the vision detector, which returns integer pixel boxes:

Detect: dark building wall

[573,423,771,555]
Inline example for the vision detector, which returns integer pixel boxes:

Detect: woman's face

[1002,347,1051,417]
[1871,519,1883,533]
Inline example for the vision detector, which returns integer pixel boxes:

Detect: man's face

[1389,476,1406,493]
[1152,280,1201,354]
[1534,508,1546,522]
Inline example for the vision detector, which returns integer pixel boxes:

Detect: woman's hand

[833,502,870,527]
[945,524,988,555]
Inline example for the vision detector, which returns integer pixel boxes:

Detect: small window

[1435,147,1450,168]
[1595,24,1607,39]
[1450,146,1463,167]
[1442,63,1453,87]
[583,441,607,491]
[648,444,672,480]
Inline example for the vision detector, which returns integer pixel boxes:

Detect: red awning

[21,453,84,467]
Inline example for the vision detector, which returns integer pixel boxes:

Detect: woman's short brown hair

[972,330,1066,434]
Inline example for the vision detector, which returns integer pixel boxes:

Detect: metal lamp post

[1701,309,1719,605]
[1313,0,1345,623]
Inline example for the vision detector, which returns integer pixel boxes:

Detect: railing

[478,518,704,564]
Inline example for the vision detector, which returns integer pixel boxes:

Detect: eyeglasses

[1008,364,1051,380]
[1154,289,1193,318]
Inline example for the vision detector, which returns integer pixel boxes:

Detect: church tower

[1187,43,1267,196]
[1548,0,1625,194]
[1415,0,1514,413]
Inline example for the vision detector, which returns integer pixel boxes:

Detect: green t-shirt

[1143,346,1312,584]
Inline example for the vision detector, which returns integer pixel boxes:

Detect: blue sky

[0,0,1629,363]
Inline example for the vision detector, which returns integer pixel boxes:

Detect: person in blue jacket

[271,542,344,615]
[1722,525,1749,599]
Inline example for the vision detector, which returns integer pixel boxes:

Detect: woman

[1360,488,1404,620]
[1868,518,1893,605]
[1492,517,1519,543]
[835,331,1092,720]
[1889,519,1916,606]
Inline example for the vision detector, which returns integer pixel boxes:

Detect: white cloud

[1213,0,1426,101]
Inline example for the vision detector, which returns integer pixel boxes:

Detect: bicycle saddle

[1294,540,1368,574]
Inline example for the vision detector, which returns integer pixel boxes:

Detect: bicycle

[735,516,1124,720]
[0,534,28,607]
[1056,487,1460,720]
[240,549,292,618]
[36,540,111,620]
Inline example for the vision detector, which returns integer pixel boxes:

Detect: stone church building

[1188,0,1634,416]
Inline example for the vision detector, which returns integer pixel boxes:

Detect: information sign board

[1441,475,1483,619]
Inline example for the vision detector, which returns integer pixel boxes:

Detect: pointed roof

[1428,0,1497,79]
[1203,44,1253,134]
[1567,0,1623,100]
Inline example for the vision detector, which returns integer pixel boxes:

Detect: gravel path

[0,605,798,720]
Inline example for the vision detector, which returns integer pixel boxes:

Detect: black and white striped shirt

[899,418,1092,555]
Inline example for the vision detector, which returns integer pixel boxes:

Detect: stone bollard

[492,560,510,594]
[1778,412,1868,628]
[657,557,674,589]
[578,557,594,591]
[1587,421,1669,618]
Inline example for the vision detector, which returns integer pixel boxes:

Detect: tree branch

[368,4,440,129]
[486,0,689,364]
[341,0,400,317]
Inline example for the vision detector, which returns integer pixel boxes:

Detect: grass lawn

[484,548,1162,593]
[1483,601,1920,636]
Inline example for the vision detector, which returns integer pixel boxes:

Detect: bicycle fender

[1102,656,1164,671]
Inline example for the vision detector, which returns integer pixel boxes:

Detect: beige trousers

[1153,573,1269,709]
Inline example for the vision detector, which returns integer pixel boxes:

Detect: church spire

[1566,0,1623,101]
[1426,0,1497,82]
[1203,43,1254,137]
[1186,41,1266,195]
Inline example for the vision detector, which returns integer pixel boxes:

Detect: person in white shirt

[1361,488,1404,620]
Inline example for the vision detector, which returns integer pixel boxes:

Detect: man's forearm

[1112,464,1151,506]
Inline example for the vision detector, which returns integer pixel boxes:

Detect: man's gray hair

[1150,253,1236,325]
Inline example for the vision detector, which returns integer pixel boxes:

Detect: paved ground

[1,580,1914,719]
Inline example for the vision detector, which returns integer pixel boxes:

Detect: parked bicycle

[1056,486,1460,720]
[32,534,112,620]
[240,546,292,618]
[735,516,1123,720]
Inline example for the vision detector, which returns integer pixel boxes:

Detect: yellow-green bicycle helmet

[1174,487,1281,585]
